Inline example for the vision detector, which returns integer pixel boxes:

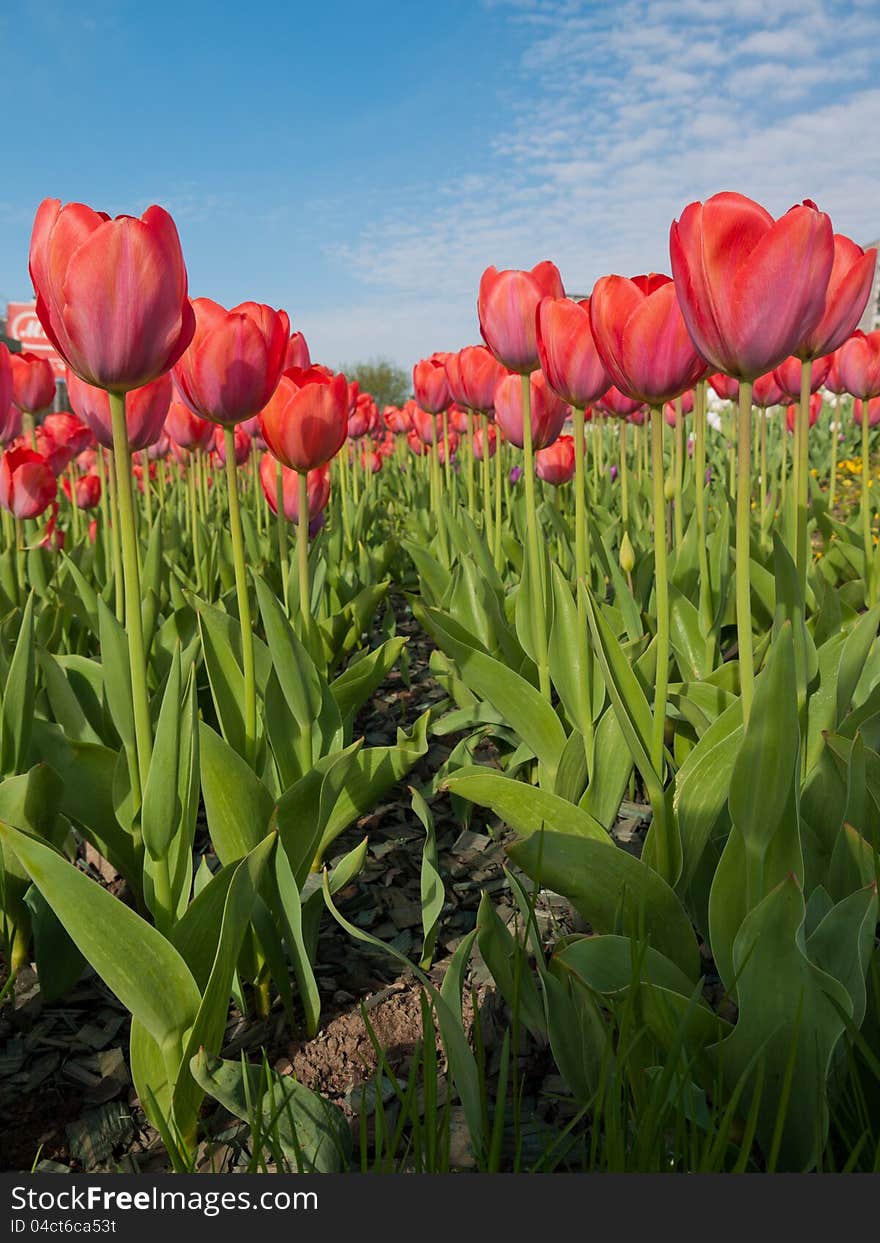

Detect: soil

[1,593,591,1173]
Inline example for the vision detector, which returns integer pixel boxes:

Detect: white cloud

[322,0,880,365]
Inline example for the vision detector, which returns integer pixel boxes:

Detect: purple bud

[705,467,712,485]
[308,511,326,539]
[609,464,618,483]
[509,465,523,484]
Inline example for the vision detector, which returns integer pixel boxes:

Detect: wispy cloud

[328,0,880,363]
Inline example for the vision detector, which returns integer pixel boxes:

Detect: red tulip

[709,373,739,402]
[823,349,848,396]
[68,369,171,451]
[411,406,439,445]
[590,273,707,406]
[0,344,11,419]
[173,298,289,426]
[448,404,470,434]
[361,448,382,474]
[75,473,102,510]
[407,428,428,456]
[413,357,451,414]
[536,296,611,408]
[258,367,348,472]
[9,351,56,414]
[670,192,834,381]
[795,233,876,360]
[1,403,22,446]
[473,423,497,460]
[39,503,65,551]
[535,434,576,485]
[0,446,57,518]
[773,354,832,400]
[36,413,92,474]
[213,423,251,466]
[383,405,411,434]
[284,331,311,370]
[444,353,468,407]
[166,399,214,451]
[493,370,567,449]
[854,397,880,428]
[148,433,171,461]
[751,372,788,408]
[457,345,508,413]
[259,456,330,522]
[838,330,880,399]
[599,386,644,419]
[786,393,823,433]
[478,262,565,374]
[664,390,695,425]
[29,198,194,392]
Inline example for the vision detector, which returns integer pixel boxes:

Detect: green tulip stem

[187,461,202,593]
[759,408,767,537]
[736,381,755,724]
[493,432,503,570]
[829,396,839,511]
[862,400,874,605]
[109,391,153,800]
[102,447,125,621]
[618,418,629,532]
[795,359,811,594]
[521,374,550,700]
[480,413,492,542]
[67,467,81,542]
[673,397,684,550]
[224,427,257,767]
[297,469,310,628]
[650,407,669,775]
[466,409,476,517]
[275,459,290,611]
[572,405,589,589]
[694,381,712,630]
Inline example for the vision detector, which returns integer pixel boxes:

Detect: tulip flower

[29,198,194,393]
[259,367,349,474]
[670,193,834,382]
[709,373,739,402]
[786,393,823,433]
[478,262,564,374]
[65,472,102,510]
[38,503,65,551]
[384,406,411,435]
[260,366,348,626]
[589,273,707,407]
[259,456,330,523]
[751,372,788,409]
[839,330,880,400]
[0,445,57,518]
[10,351,56,416]
[0,344,12,421]
[0,403,22,446]
[413,357,451,414]
[855,397,880,428]
[473,423,497,460]
[493,370,567,450]
[823,349,848,397]
[536,297,611,409]
[457,345,508,413]
[68,370,171,451]
[285,331,311,370]
[796,233,876,361]
[839,329,880,600]
[536,434,576,485]
[36,413,92,475]
[600,386,644,419]
[407,429,428,456]
[166,399,214,451]
[773,354,832,401]
[212,423,251,466]
[410,407,439,446]
[173,298,289,427]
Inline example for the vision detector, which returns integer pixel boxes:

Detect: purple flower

[509,465,523,484]
[308,511,326,539]
[609,464,618,483]
[705,467,712,485]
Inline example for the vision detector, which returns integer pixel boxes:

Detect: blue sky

[2,0,879,369]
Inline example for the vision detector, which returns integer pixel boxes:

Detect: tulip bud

[619,531,635,574]
[664,476,676,502]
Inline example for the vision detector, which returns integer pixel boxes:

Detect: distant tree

[340,356,411,409]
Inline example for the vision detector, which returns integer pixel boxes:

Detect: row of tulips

[0,188,879,1169]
